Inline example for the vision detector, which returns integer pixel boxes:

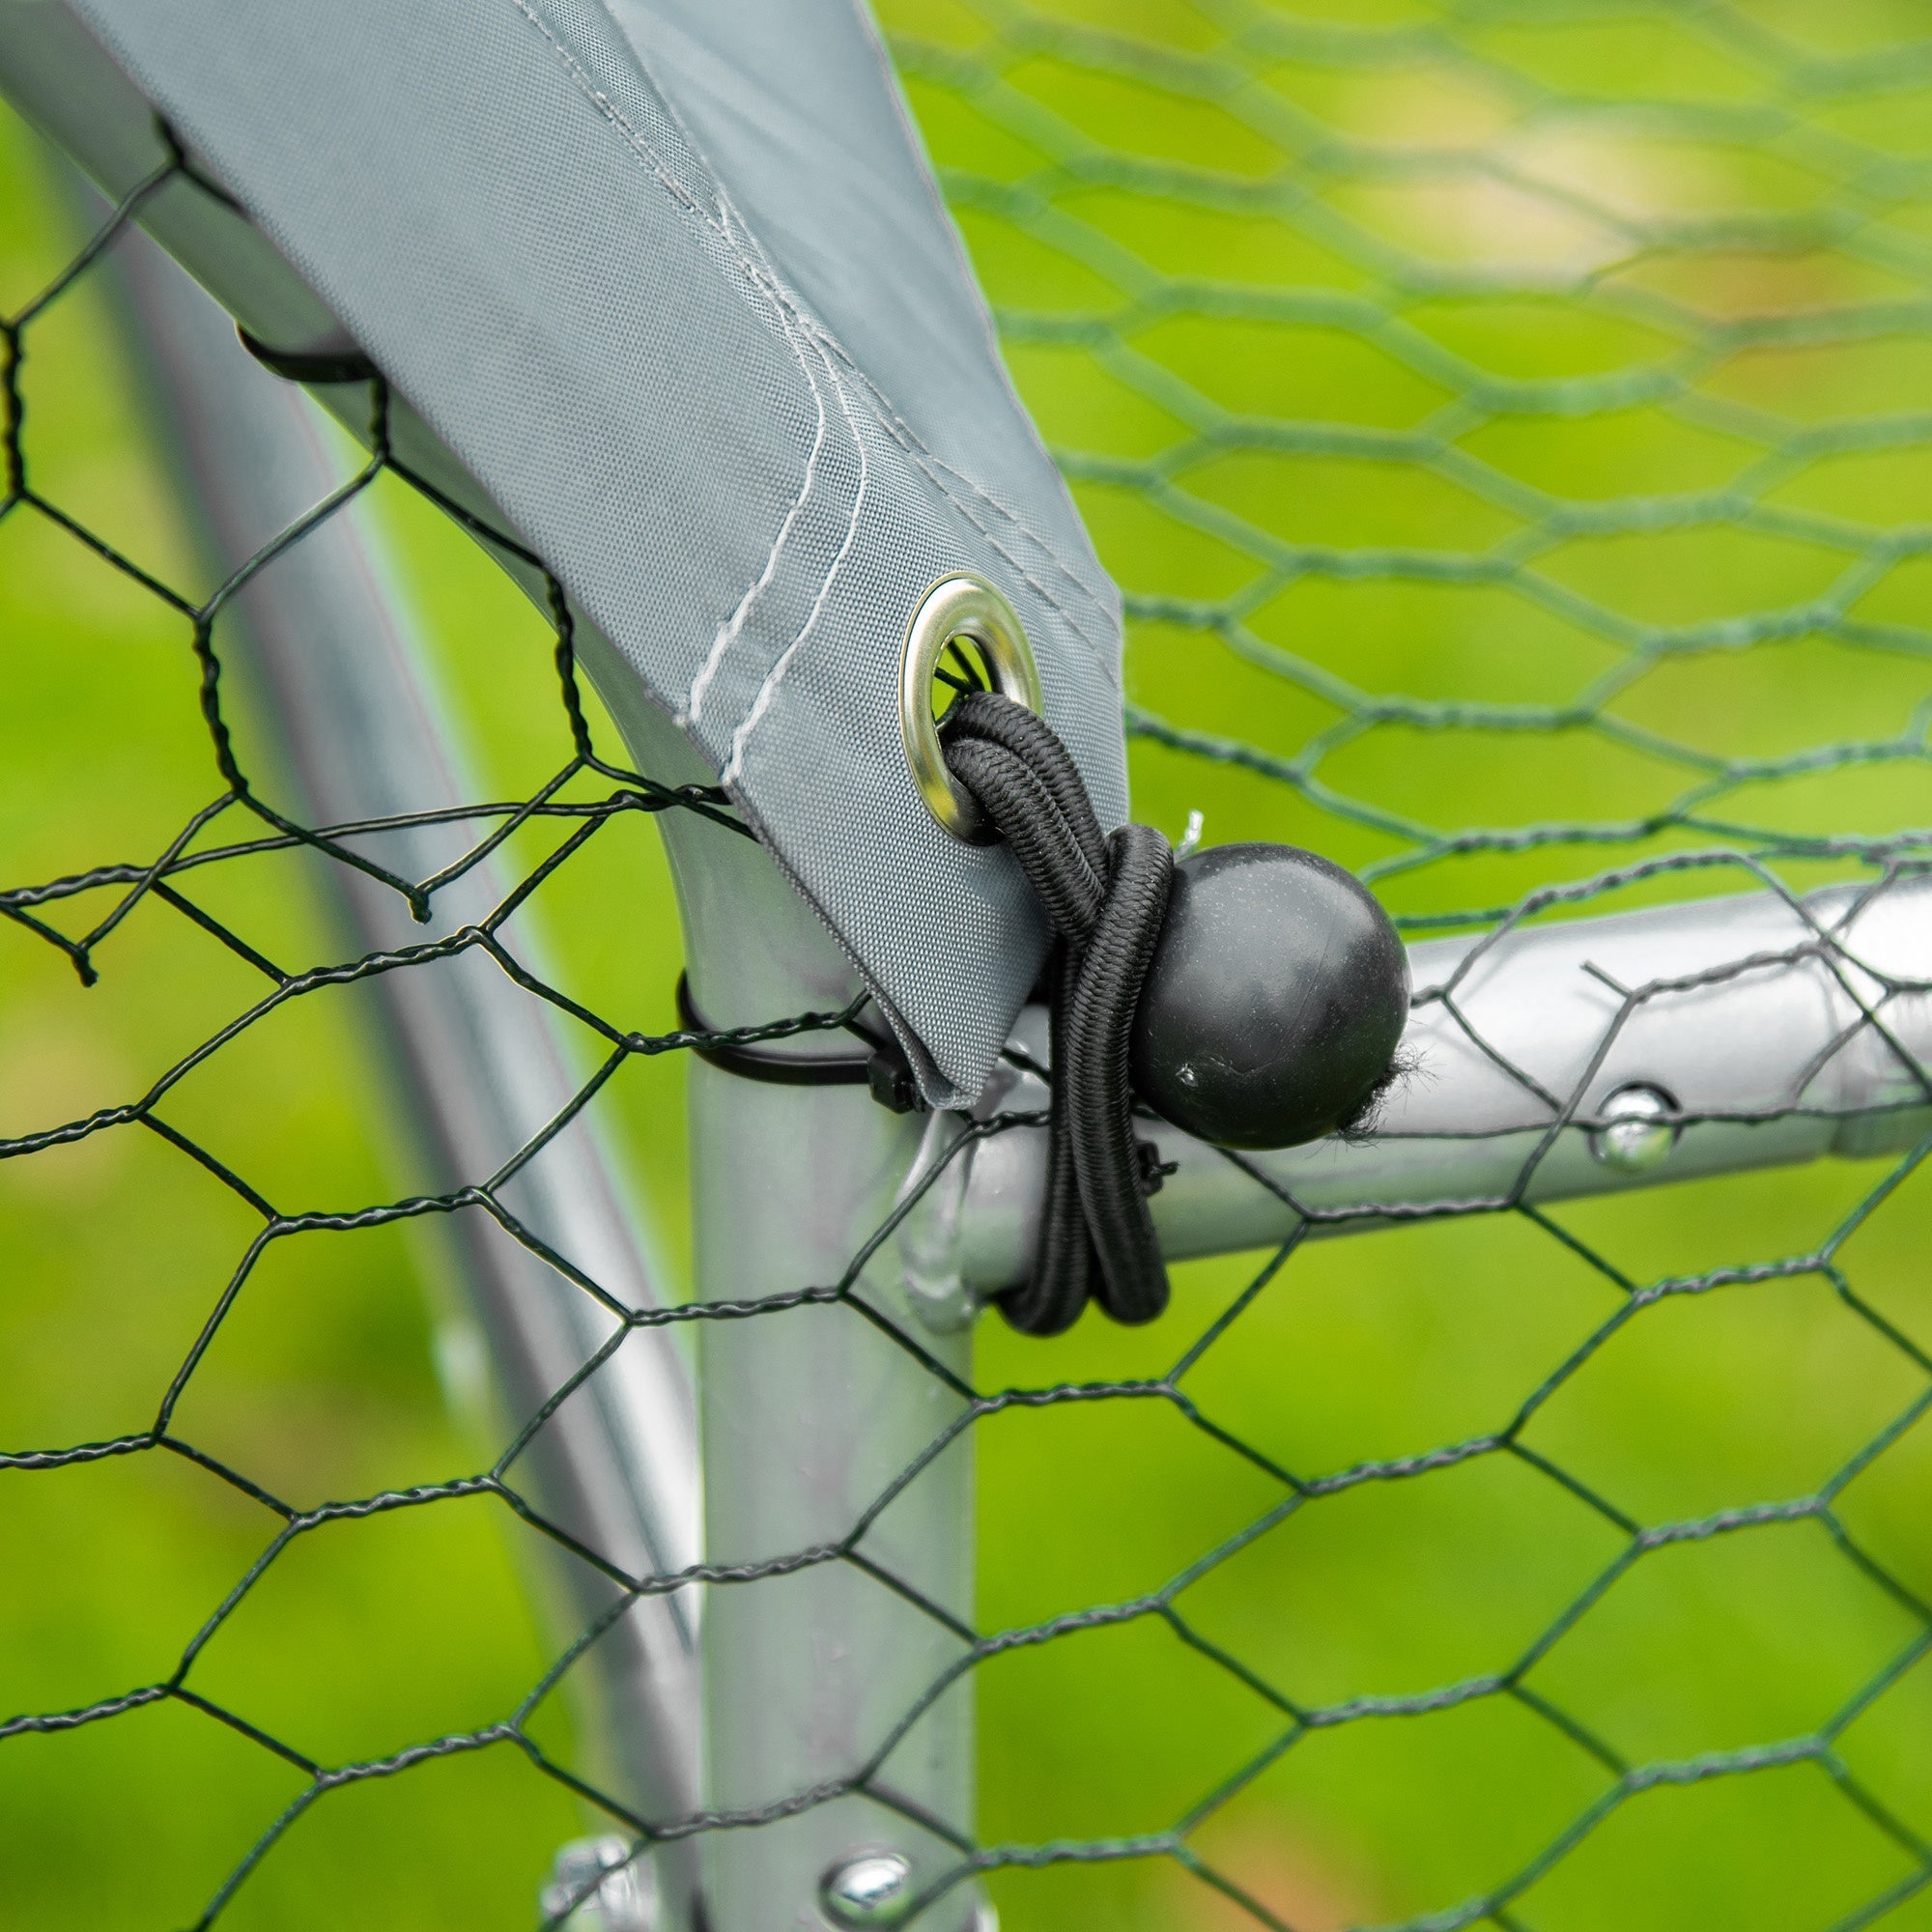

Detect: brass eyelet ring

[899,574,1042,841]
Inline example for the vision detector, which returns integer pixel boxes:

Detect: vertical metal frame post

[587,678,985,1931]
[690,1052,975,1929]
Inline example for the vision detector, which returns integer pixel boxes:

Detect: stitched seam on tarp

[813,327,1122,688]
[724,328,872,789]
[511,0,1114,681]
[682,211,836,731]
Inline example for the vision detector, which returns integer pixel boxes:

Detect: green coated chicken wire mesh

[4,0,1932,1927]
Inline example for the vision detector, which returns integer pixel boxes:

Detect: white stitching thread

[510,0,1129,872]
[723,332,871,790]
[510,0,1119,674]
[683,213,834,730]
[810,325,1121,687]
[510,0,719,232]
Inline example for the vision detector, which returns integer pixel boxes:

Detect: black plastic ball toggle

[1128,842,1410,1151]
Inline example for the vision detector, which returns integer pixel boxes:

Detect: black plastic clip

[236,325,378,386]
[865,1035,926,1115]
[674,973,927,1116]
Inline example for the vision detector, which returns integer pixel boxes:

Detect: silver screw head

[820,1850,914,1927]
[540,1836,657,1932]
[1590,1083,1679,1174]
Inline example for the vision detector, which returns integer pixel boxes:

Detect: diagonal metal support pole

[108,220,705,1912]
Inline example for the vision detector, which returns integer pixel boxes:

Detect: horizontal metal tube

[940,876,1932,1297]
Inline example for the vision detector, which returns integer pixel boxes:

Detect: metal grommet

[899,573,1042,841]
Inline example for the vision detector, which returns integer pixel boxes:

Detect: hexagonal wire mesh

[3,0,1932,1928]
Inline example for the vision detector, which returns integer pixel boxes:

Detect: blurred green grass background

[4,1,1932,1927]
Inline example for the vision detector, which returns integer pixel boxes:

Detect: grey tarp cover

[61,0,1127,1104]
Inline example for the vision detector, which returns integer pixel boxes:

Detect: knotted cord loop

[941,692,1174,1334]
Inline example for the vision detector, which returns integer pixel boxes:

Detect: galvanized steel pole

[941,877,1932,1300]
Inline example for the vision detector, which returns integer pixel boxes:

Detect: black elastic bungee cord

[941,692,1173,1335]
